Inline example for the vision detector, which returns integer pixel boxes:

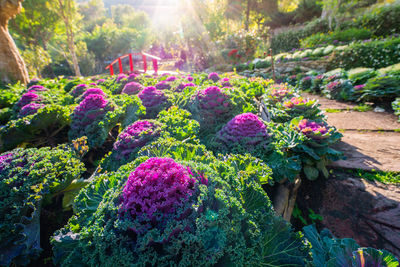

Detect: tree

[0,0,29,84]
[51,0,82,76]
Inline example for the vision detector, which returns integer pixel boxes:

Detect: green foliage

[157,106,200,141]
[359,75,400,102]
[52,140,310,266]
[347,67,378,85]
[322,79,355,101]
[393,98,400,122]
[350,169,400,185]
[303,225,399,267]
[300,28,373,48]
[331,36,400,70]
[0,146,85,266]
[0,104,71,152]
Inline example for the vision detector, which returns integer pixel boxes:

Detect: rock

[318,176,400,257]
[374,107,386,113]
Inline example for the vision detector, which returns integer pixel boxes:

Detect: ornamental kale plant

[19,103,46,117]
[269,97,324,123]
[298,76,313,91]
[393,98,400,122]
[291,117,343,180]
[69,94,116,148]
[208,72,220,82]
[101,120,162,171]
[322,79,355,101]
[310,74,324,93]
[122,82,143,95]
[188,86,250,134]
[263,83,296,105]
[303,225,399,267]
[0,105,71,152]
[76,88,107,103]
[52,145,311,266]
[70,84,88,98]
[359,75,400,102]
[138,86,169,118]
[16,92,42,108]
[215,113,270,153]
[155,81,171,90]
[157,106,200,141]
[0,146,85,266]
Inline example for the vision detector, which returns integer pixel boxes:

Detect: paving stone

[302,92,357,110]
[329,131,400,172]
[326,111,400,130]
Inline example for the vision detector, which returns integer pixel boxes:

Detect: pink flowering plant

[121,82,143,95]
[52,139,311,266]
[291,117,343,180]
[270,96,324,123]
[298,76,313,91]
[322,79,354,101]
[263,83,296,105]
[70,84,88,98]
[18,103,45,118]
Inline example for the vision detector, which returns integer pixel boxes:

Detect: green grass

[325,108,343,113]
[349,169,400,184]
[353,104,373,112]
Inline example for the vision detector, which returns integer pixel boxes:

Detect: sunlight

[150,0,185,28]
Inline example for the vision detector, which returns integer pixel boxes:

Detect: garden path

[302,93,400,172]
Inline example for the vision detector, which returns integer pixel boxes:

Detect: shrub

[138,86,169,118]
[298,76,313,91]
[300,28,372,48]
[0,146,85,266]
[122,82,143,95]
[330,36,400,69]
[0,90,19,108]
[310,74,325,93]
[155,81,171,90]
[52,150,310,266]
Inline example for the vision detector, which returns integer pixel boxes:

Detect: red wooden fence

[105,52,161,75]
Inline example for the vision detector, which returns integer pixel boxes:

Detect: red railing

[105,52,161,76]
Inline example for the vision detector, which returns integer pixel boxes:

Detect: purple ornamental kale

[283,97,308,108]
[16,92,41,108]
[72,94,111,128]
[122,82,143,95]
[297,119,329,140]
[208,72,220,82]
[155,81,171,90]
[216,113,269,147]
[354,84,366,91]
[97,79,106,85]
[27,85,46,93]
[221,77,231,87]
[116,73,128,83]
[71,84,88,98]
[19,103,45,117]
[79,88,106,101]
[128,73,138,82]
[121,157,196,227]
[113,121,160,159]
[138,86,167,112]
[195,86,230,115]
[187,76,194,82]
[166,76,177,82]
[176,82,196,92]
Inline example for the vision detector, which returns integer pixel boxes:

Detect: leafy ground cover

[0,72,398,266]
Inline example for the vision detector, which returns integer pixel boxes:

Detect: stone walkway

[303,93,400,172]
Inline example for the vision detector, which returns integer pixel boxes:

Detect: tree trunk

[0,1,29,84]
[245,0,251,31]
[273,177,302,221]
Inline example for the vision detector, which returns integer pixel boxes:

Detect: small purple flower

[19,103,45,117]
[208,72,220,82]
[122,82,143,95]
